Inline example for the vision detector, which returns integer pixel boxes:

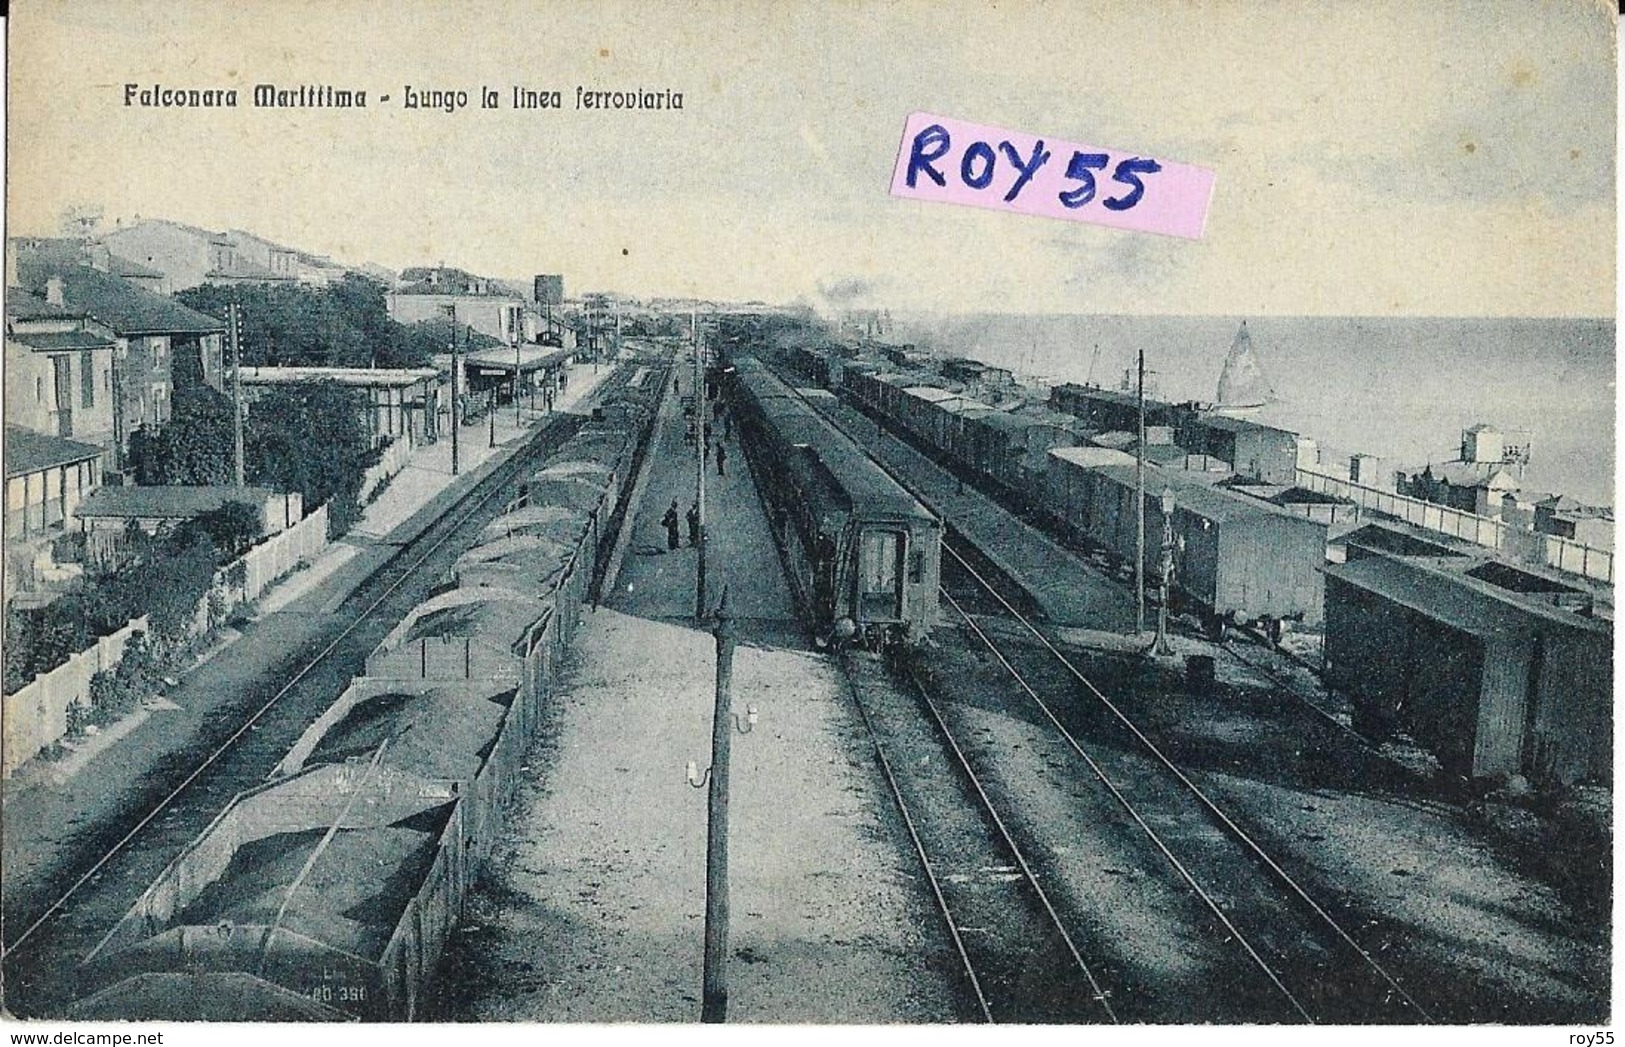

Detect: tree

[245,381,376,537]
[175,274,443,370]
[129,383,235,485]
[177,500,263,561]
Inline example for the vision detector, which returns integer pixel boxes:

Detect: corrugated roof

[14,262,226,335]
[76,484,278,519]
[10,330,117,352]
[4,426,103,477]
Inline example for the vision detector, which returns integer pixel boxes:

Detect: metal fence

[1296,468,1613,584]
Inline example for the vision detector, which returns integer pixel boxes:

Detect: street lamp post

[701,588,736,1022]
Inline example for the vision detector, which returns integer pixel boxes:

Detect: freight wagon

[1177,413,1299,485]
[71,357,674,1021]
[1324,533,1611,786]
[1044,455,1326,638]
[730,357,941,648]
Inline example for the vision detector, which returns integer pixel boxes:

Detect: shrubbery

[3,526,228,696]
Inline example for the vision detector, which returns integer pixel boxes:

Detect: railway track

[935,536,1433,1024]
[1,367,643,1017]
[841,651,1116,1024]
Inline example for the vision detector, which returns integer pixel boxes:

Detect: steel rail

[938,586,1310,1023]
[842,665,994,1023]
[894,663,1120,1023]
[941,538,1435,1022]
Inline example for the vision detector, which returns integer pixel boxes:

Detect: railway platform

[799,389,1136,632]
[441,359,955,1022]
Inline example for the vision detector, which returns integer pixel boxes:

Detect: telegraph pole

[1155,487,1175,655]
[694,311,708,620]
[701,587,736,1022]
[447,305,460,477]
[1135,349,1146,635]
[229,301,245,488]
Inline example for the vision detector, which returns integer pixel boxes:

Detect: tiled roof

[4,425,104,477]
[14,262,226,335]
[10,330,117,351]
[5,288,87,321]
[75,484,279,519]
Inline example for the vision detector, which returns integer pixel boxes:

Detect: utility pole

[446,305,460,477]
[1135,349,1146,636]
[229,301,245,488]
[701,586,736,1023]
[514,332,523,426]
[694,312,707,620]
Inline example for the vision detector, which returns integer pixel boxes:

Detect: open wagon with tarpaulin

[275,676,527,870]
[78,761,472,1020]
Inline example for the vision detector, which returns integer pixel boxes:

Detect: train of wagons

[793,345,1327,641]
[726,356,941,649]
[66,354,673,1022]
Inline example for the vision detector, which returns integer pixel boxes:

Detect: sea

[888,314,1616,508]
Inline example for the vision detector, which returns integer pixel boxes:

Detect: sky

[5,0,1617,316]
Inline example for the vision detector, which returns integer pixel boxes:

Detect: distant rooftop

[14,260,226,336]
[395,266,518,297]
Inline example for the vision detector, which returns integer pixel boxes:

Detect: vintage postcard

[0,0,1614,1037]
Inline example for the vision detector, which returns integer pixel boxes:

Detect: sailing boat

[1211,320,1275,417]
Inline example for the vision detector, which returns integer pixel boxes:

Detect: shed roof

[464,345,575,373]
[1188,413,1295,438]
[4,426,104,477]
[76,484,278,519]
[237,366,437,389]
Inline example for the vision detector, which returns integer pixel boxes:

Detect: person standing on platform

[723,412,732,441]
[716,442,727,478]
[662,500,681,551]
[686,502,701,547]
